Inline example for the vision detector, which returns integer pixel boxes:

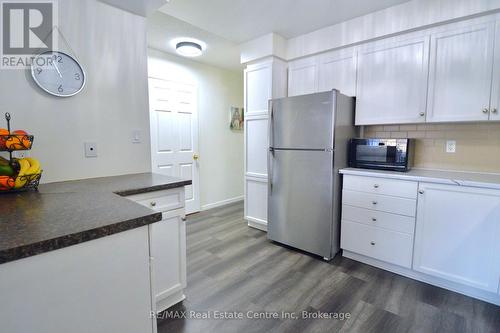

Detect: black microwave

[348,138,414,172]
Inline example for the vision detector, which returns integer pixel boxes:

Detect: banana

[25,157,41,175]
[14,158,30,188]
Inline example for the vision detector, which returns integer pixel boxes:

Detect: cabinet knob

[372,201,378,205]
[193,153,199,160]
[482,108,489,114]
[181,217,187,222]
[150,201,156,207]
[418,190,424,195]
[370,241,376,246]
[419,112,425,117]
[491,108,498,114]
[373,184,379,189]
[372,217,377,222]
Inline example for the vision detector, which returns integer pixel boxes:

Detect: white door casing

[148,77,200,214]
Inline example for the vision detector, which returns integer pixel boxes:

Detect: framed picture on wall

[230,107,244,130]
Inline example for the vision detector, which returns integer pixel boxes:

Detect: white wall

[0,0,151,183]
[148,49,244,209]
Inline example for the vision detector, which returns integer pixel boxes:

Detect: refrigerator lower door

[268,149,334,258]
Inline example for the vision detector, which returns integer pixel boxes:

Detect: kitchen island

[0,173,191,333]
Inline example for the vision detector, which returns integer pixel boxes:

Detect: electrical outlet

[132,130,142,143]
[446,140,456,153]
[12,150,30,159]
[84,142,97,158]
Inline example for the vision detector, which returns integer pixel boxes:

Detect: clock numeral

[75,73,81,80]
[36,68,42,75]
[53,55,62,63]
[58,85,63,93]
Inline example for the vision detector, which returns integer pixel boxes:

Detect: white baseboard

[246,217,268,232]
[201,196,243,211]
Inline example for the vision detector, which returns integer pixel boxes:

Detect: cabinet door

[356,36,430,125]
[490,21,500,122]
[318,48,357,97]
[288,56,318,97]
[245,62,272,117]
[150,209,187,311]
[426,23,495,122]
[414,183,500,293]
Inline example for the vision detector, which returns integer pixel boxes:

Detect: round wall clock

[31,51,86,97]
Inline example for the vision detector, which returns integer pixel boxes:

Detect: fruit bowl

[0,171,42,192]
[0,134,34,151]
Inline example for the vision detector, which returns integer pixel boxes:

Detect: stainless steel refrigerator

[267,90,355,260]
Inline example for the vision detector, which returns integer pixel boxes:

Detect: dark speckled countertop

[0,173,191,264]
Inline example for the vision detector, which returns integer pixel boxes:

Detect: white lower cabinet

[340,173,500,305]
[125,187,187,312]
[413,182,500,293]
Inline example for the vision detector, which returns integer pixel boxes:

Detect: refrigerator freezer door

[268,149,334,258]
[270,91,335,150]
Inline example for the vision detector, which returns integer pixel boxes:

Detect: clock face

[31,51,86,97]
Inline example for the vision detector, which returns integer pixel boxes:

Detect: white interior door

[149,77,200,214]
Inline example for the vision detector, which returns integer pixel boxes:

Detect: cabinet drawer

[341,205,415,234]
[342,190,416,217]
[343,175,417,199]
[341,220,413,268]
[126,189,184,212]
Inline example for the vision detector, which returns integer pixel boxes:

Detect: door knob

[370,241,376,246]
[193,153,199,160]
[482,108,489,114]
[419,112,425,117]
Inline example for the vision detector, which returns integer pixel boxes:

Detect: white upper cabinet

[246,62,273,116]
[288,56,318,97]
[355,35,430,125]
[318,48,357,97]
[426,22,496,122]
[490,20,500,122]
[413,183,500,293]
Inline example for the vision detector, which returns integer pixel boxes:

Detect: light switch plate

[84,142,97,157]
[12,150,30,159]
[446,140,456,153]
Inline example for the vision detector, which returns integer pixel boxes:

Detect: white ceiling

[159,0,412,43]
[98,0,167,16]
[147,12,242,70]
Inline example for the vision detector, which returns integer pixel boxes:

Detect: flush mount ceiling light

[176,41,203,57]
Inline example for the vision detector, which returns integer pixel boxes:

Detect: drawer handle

[372,201,378,205]
[370,241,376,246]
[371,217,377,222]
[373,184,379,189]
[150,201,157,207]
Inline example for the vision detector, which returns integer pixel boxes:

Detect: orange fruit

[0,176,15,190]
[5,130,31,150]
[0,128,8,149]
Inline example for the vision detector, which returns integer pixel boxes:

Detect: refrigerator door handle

[268,100,274,150]
[268,101,274,193]
[268,148,274,193]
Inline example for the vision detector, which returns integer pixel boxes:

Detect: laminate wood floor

[157,202,500,333]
